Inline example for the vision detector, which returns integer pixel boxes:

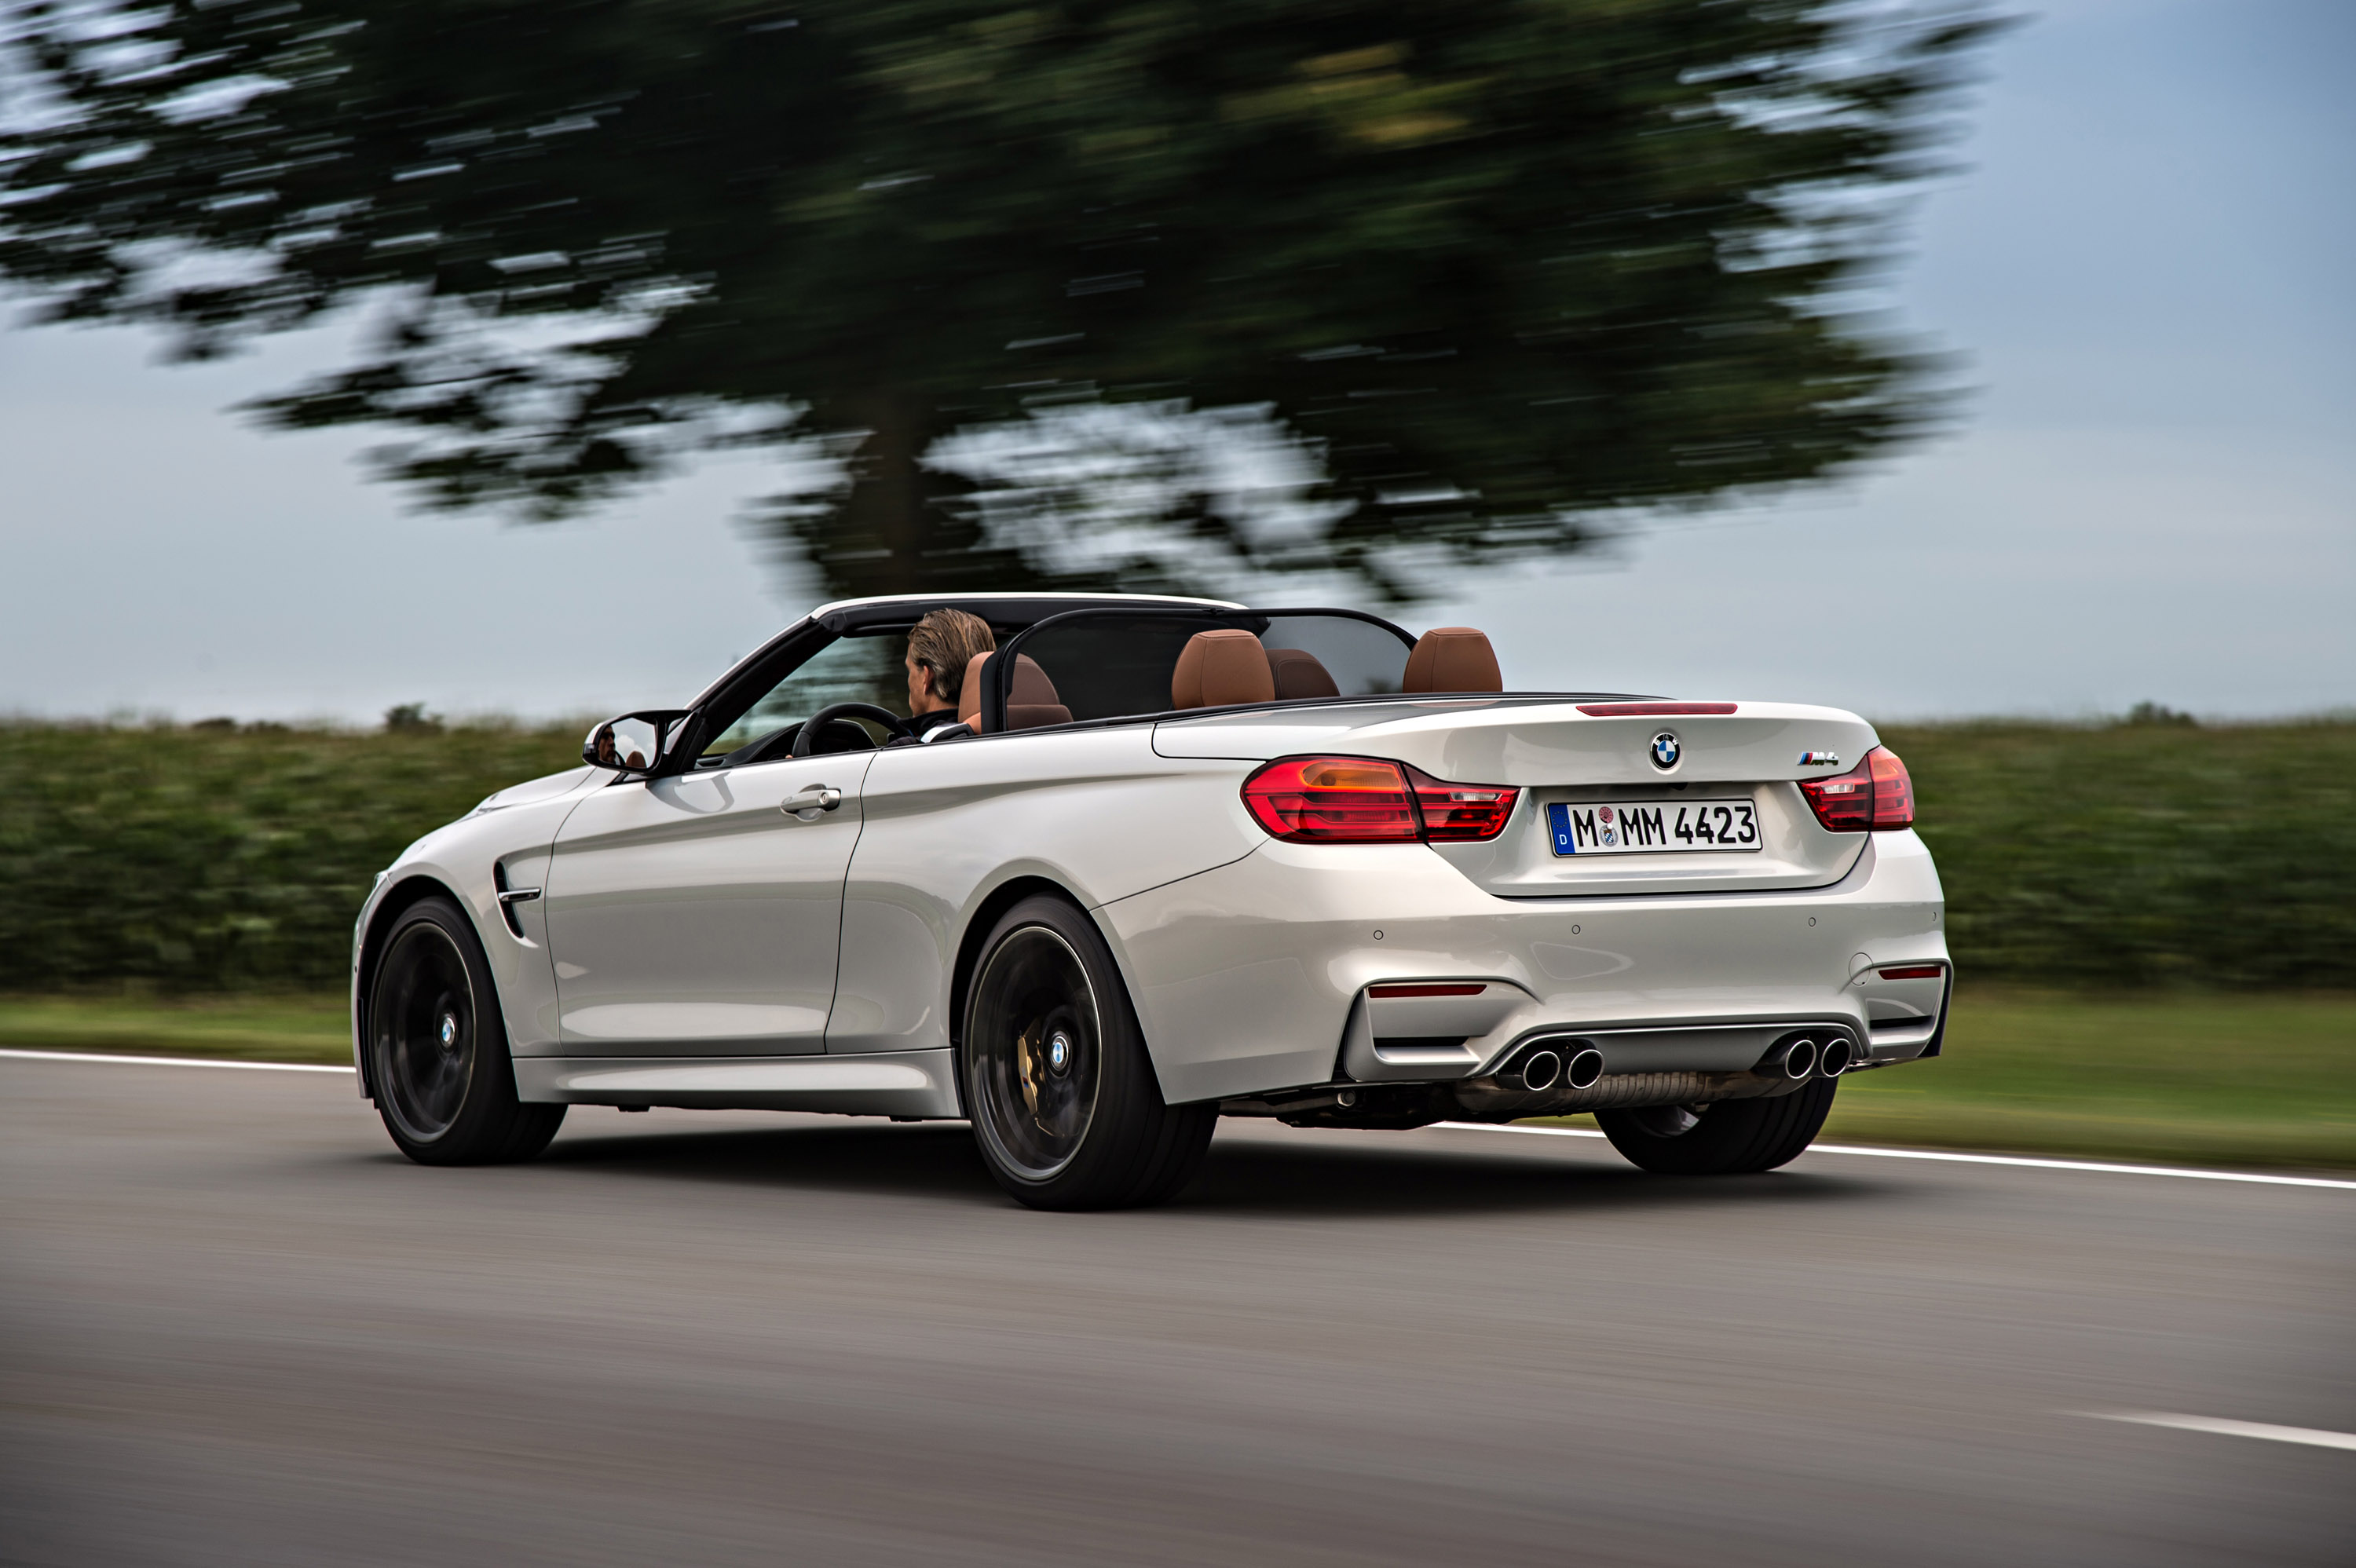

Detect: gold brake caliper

[1015,1022,1041,1115]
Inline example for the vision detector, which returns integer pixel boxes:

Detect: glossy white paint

[827,726,1261,1054]
[1161,701,1877,897]
[541,755,878,1054]
[348,765,608,1087]
[1152,699,1878,784]
[350,596,1948,1122]
[1099,831,1946,1105]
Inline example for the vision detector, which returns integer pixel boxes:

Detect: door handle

[781,785,843,820]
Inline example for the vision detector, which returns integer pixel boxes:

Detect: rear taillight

[1242,756,1519,844]
[1799,744,1915,832]
[1410,769,1518,841]
[1242,757,1421,842]
[1800,762,1874,831]
[1867,746,1914,828]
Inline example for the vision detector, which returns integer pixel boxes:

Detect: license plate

[1546,799,1762,855]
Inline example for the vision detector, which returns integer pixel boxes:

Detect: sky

[2,0,2350,726]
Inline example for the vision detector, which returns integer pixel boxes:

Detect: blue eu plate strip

[1546,802,1576,855]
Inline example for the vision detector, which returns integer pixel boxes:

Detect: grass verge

[5,988,2351,1171]
[0,992,350,1065]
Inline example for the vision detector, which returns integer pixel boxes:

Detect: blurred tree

[1,0,1996,601]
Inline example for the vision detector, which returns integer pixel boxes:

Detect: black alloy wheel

[367,895,564,1166]
[962,895,1213,1210]
[1595,1076,1840,1175]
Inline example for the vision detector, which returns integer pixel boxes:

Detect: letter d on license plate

[1547,799,1761,855]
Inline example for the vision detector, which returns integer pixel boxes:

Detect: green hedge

[2,716,2349,992]
[1879,719,2355,990]
[0,722,582,991]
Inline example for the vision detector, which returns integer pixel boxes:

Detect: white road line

[2076,1411,2356,1452]
[0,1047,351,1074]
[1434,1121,2356,1191]
[2,1052,2349,1190]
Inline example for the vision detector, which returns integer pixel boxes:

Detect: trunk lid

[1154,698,1879,896]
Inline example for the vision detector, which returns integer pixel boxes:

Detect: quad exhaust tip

[1776,1038,1819,1080]
[1511,1042,1606,1095]
[1505,1034,1846,1095]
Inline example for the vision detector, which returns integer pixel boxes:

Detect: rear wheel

[1596,1078,1838,1175]
[961,896,1213,1210]
[367,895,565,1166]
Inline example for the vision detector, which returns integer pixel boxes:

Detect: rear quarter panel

[827,727,1260,1056]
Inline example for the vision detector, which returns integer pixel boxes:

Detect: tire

[1596,1077,1838,1175]
[960,895,1214,1210]
[366,894,565,1166]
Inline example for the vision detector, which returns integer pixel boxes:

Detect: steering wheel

[790,701,914,758]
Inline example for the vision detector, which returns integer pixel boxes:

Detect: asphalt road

[3,1055,2351,1567]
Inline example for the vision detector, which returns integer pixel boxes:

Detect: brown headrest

[1171,630,1275,710]
[1264,647,1339,701]
[1402,627,1503,694]
[957,652,1068,732]
[957,652,990,726]
[1005,700,1072,730]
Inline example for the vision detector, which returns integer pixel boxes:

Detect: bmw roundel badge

[1650,731,1681,769]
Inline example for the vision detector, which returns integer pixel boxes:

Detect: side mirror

[583,711,687,773]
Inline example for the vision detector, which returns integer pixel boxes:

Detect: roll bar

[982,605,1416,735]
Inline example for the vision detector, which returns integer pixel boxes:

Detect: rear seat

[1264,647,1339,700]
[1170,630,1276,709]
[1401,627,1503,693]
[957,652,1073,732]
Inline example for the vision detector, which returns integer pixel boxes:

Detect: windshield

[699,630,905,760]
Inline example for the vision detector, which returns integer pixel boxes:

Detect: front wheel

[367,895,565,1166]
[961,896,1213,1210]
[1595,1078,1838,1175]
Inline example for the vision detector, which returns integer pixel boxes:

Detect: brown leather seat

[1171,630,1275,709]
[1264,647,1339,700]
[1402,627,1503,693]
[957,652,1073,732]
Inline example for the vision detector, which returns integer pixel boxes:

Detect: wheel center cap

[1047,1031,1072,1075]
[437,1014,460,1051]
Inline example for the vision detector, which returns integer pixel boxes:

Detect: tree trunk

[769,390,1039,604]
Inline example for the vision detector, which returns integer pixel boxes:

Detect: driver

[902,609,995,740]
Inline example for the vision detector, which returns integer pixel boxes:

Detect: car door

[540,630,908,1056]
[540,752,876,1054]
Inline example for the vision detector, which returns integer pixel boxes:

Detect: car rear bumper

[1098,829,1948,1106]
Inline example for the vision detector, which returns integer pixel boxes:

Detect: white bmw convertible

[353,592,1949,1208]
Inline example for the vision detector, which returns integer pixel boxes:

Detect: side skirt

[514,1049,962,1117]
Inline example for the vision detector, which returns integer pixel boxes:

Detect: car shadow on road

[1176,1132,1880,1218]
[538,1120,1010,1207]
[529,1118,1886,1219]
